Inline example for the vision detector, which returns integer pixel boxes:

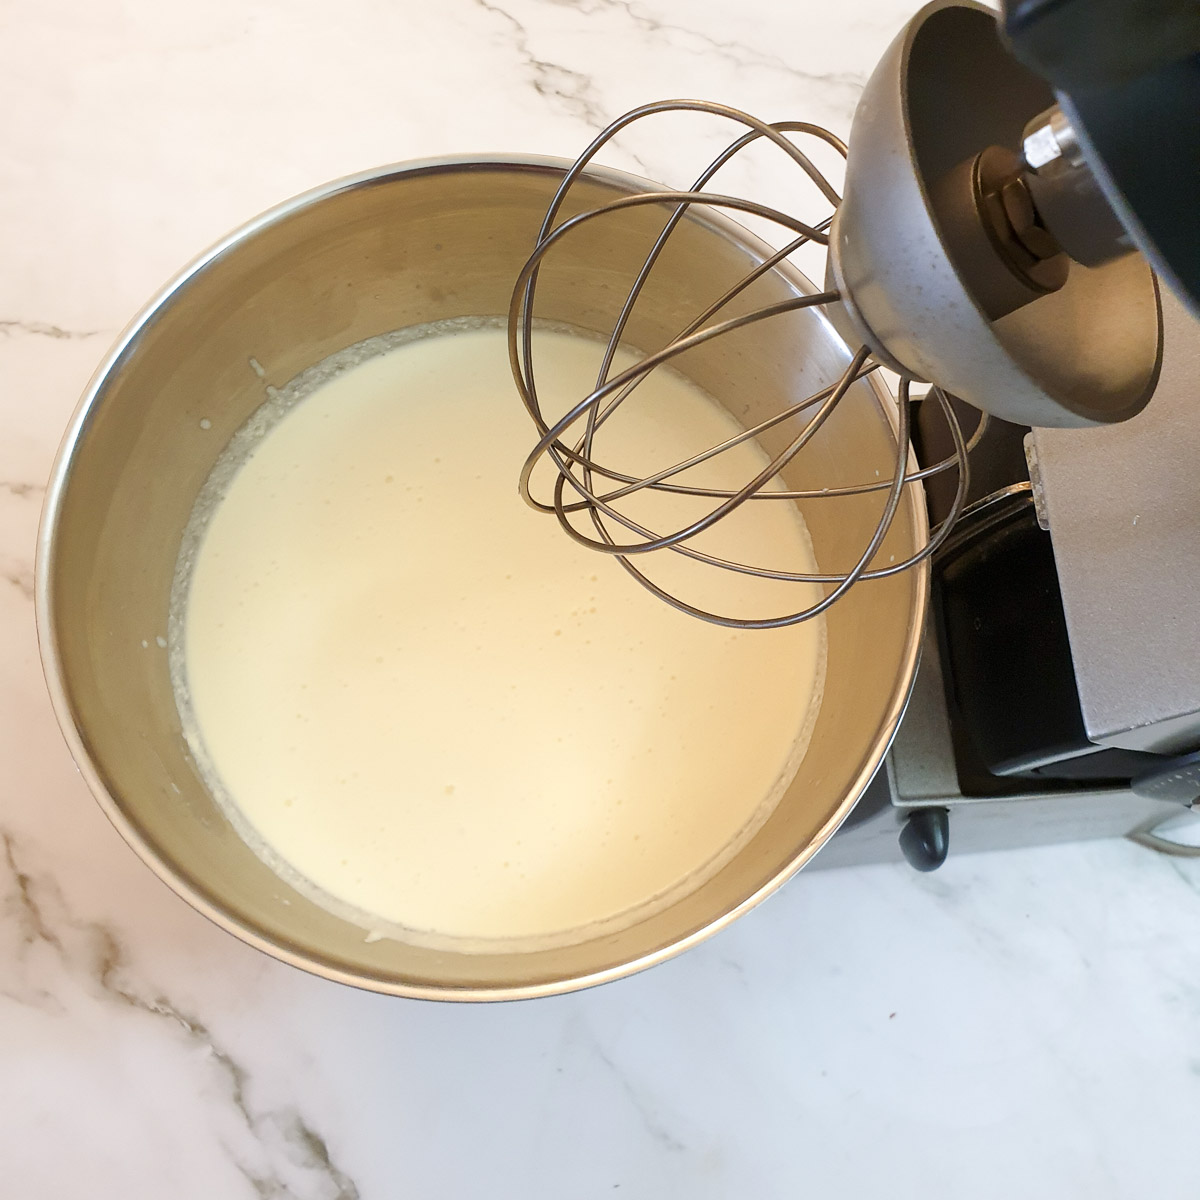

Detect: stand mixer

[511,0,1200,866]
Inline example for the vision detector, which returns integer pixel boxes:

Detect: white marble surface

[3,1,1200,1196]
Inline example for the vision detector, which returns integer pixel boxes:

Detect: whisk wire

[582,120,846,506]
[509,99,982,627]
[547,344,870,560]
[512,100,851,441]
[518,290,841,510]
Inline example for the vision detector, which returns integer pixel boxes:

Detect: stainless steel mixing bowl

[36,156,927,999]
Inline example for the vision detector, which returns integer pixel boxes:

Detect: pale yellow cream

[176,324,824,948]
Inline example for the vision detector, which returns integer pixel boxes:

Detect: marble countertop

[4,1,1200,1196]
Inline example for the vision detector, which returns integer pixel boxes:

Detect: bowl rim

[34,153,930,1001]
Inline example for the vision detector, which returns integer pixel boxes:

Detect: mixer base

[814,631,1189,870]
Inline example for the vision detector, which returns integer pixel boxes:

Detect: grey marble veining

[0,321,108,340]
[2,828,362,1198]
[473,0,615,131]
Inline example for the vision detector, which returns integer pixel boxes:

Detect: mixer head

[827,0,1176,428]
[509,0,1197,628]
